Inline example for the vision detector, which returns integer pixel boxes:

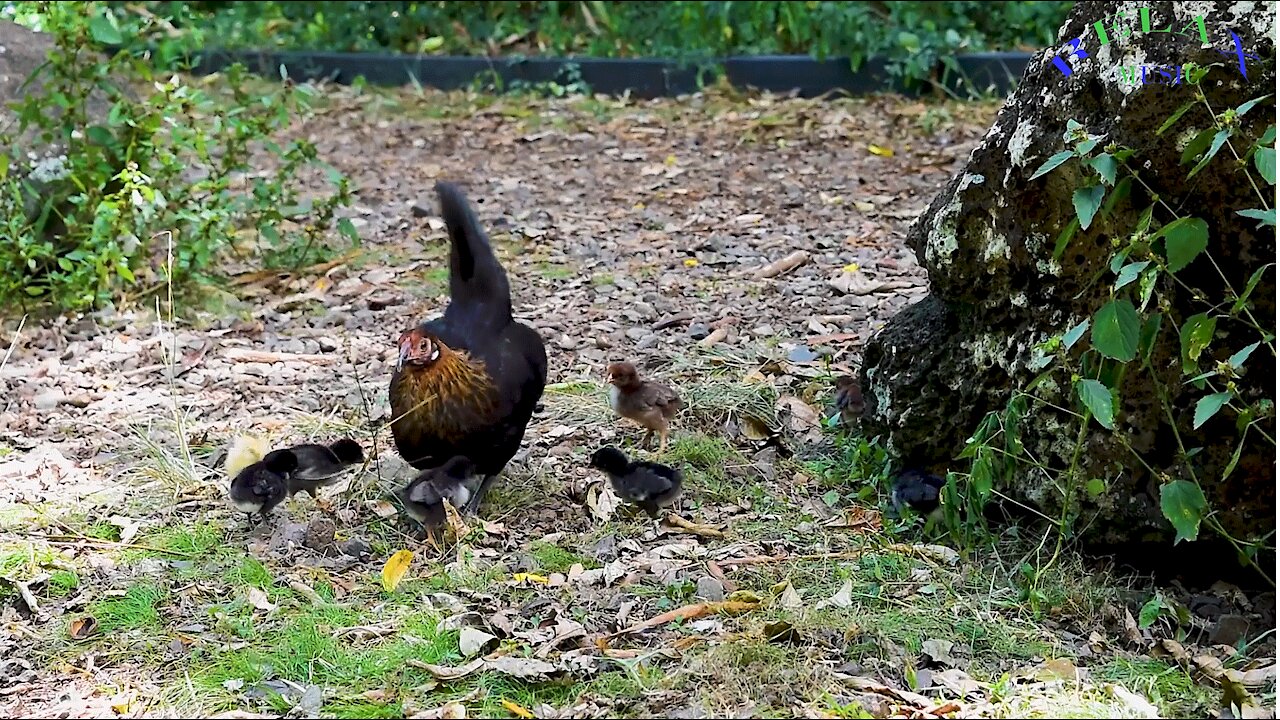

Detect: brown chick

[606,361,683,455]
[834,375,865,424]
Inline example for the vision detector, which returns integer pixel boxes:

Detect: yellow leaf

[381,549,414,592]
[512,573,549,584]
[633,202,645,210]
[842,263,860,273]
[502,699,535,719]
[867,144,894,157]
[683,258,699,267]
[665,154,677,165]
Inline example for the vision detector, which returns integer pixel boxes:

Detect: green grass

[91,583,165,632]
[1095,658,1216,718]
[529,540,593,573]
[129,523,223,560]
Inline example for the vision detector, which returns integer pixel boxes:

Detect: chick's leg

[658,428,669,455]
[463,475,498,516]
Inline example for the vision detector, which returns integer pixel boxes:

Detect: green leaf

[1235,94,1271,118]
[1138,263,1159,312]
[821,489,840,507]
[1156,217,1209,273]
[1085,477,1105,499]
[1157,100,1197,135]
[1114,260,1150,290]
[1188,129,1232,178]
[1076,139,1099,156]
[1180,127,1218,166]
[1138,595,1165,628]
[1139,314,1162,362]
[1178,313,1217,374]
[1228,342,1260,370]
[1253,147,1275,185]
[1088,154,1118,185]
[1053,217,1079,261]
[1031,150,1074,180]
[1072,185,1106,230]
[89,16,123,45]
[421,36,445,52]
[1092,300,1140,362]
[1160,480,1207,544]
[1237,208,1275,228]
[1076,379,1116,430]
[1063,319,1090,350]
[1193,392,1232,429]
[337,217,360,243]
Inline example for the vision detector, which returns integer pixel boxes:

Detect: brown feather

[391,342,500,445]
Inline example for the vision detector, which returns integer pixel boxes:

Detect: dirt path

[0,85,1264,718]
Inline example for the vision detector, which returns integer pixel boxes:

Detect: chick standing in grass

[588,446,684,519]
[283,438,365,501]
[833,375,865,425]
[225,435,296,526]
[605,361,683,455]
[397,455,476,533]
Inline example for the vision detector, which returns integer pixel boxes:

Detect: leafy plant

[944,65,1275,584]
[0,1,358,313]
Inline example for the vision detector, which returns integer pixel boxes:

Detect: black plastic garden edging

[172,48,1037,99]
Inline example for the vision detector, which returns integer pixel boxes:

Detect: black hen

[890,468,946,518]
[389,182,549,517]
[284,438,365,498]
[397,455,476,531]
[229,449,297,524]
[588,446,684,519]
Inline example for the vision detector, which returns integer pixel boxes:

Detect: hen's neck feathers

[392,344,499,441]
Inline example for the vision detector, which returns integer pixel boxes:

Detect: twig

[223,348,338,365]
[0,313,27,377]
[3,572,50,620]
[752,250,810,279]
[663,514,725,538]
[31,533,195,557]
[289,580,329,605]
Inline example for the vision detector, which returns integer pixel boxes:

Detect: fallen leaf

[815,578,853,610]
[459,627,497,657]
[501,700,535,719]
[932,668,985,699]
[1034,657,1079,682]
[441,499,468,545]
[408,658,485,680]
[683,258,699,267]
[842,263,860,273]
[587,481,622,522]
[381,549,414,592]
[1104,683,1160,718]
[107,515,142,544]
[68,616,97,640]
[920,638,956,667]
[407,701,468,719]
[247,587,276,613]
[605,599,760,638]
[485,656,558,679]
[512,573,550,585]
[371,500,399,519]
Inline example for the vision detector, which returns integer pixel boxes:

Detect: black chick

[397,456,476,531]
[890,468,946,518]
[834,375,865,424]
[588,446,684,519]
[229,449,298,525]
[283,438,365,499]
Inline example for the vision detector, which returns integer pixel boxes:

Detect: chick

[833,375,865,424]
[227,447,297,526]
[396,456,476,532]
[588,446,684,519]
[890,468,946,519]
[283,438,365,499]
[606,361,683,455]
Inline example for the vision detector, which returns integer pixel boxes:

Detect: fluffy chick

[890,468,946,519]
[606,361,683,455]
[397,456,476,532]
[833,375,865,424]
[228,449,297,525]
[588,446,684,519]
[284,438,365,499]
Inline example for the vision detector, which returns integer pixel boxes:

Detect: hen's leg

[464,475,498,515]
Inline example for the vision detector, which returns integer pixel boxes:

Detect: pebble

[752,324,775,336]
[687,322,710,340]
[625,327,647,341]
[637,334,660,349]
[695,576,726,602]
[33,390,64,410]
[338,537,370,558]
[317,336,339,352]
[240,362,273,377]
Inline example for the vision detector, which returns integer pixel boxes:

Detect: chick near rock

[605,361,683,455]
[833,375,865,425]
[890,468,946,519]
[397,456,476,533]
[588,446,684,519]
[225,435,296,526]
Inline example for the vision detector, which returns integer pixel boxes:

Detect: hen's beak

[397,336,413,372]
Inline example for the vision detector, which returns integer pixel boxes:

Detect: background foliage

[8,1,1072,86]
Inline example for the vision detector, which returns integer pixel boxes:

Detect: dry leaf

[605,599,760,639]
[512,573,550,585]
[68,616,97,640]
[371,500,399,519]
[247,587,276,613]
[407,701,468,719]
[587,481,622,522]
[485,656,558,679]
[777,581,804,609]
[381,549,414,592]
[683,258,699,267]
[867,144,895,157]
[501,700,535,719]
[409,658,485,680]
[459,627,497,657]
[441,499,468,544]
[815,579,853,610]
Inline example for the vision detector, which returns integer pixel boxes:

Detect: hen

[389,181,549,516]
[606,361,683,454]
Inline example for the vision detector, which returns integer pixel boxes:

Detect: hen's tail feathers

[436,181,513,326]
[225,434,271,479]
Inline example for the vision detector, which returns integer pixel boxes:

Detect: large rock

[860,1,1276,549]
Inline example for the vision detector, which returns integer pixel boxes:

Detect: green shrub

[1,1,358,313]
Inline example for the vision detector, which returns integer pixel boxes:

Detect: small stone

[595,335,612,349]
[695,576,725,602]
[33,390,64,410]
[687,323,711,340]
[1209,614,1250,646]
[303,518,337,552]
[240,362,272,377]
[338,538,370,558]
[410,200,432,218]
[625,327,646,341]
[637,334,660,349]
[752,324,775,337]
[317,336,339,352]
